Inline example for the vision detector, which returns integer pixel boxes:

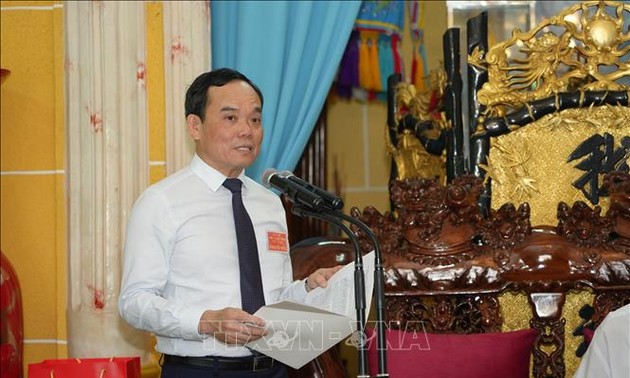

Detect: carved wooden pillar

[162,1,210,174]
[442,28,465,182]
[528,292,567,378]
[64,0,153,367]
[466,11,491,214]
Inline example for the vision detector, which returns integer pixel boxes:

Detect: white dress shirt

[574,303,630,378]
[119,154,306,357]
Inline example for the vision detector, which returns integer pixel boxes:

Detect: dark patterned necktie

[222,178,266,314]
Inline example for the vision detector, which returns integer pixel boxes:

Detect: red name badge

[267,231,288,252]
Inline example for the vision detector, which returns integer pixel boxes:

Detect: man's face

[187,80,263,177]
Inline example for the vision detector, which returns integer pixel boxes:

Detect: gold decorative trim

[476,1,630,118]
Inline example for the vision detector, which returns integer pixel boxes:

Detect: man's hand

[198,308,267,345]
[305,265,343,292]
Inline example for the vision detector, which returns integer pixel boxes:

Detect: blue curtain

[211,0,361,183]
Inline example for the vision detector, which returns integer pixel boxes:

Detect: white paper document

[246,251,376,369]
[303,250,375,320]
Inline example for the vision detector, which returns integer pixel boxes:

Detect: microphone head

[261,169,292,188]
[261,169,279,188]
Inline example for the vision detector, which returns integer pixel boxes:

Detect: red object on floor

[29,357,141,378]
[1,250,24,378]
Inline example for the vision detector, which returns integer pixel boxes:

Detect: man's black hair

[184,68,264,121]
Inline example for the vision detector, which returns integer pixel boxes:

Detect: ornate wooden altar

[291,171,630,378]
[351,172,630,378]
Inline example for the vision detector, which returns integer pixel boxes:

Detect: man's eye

[226,115,236,122]
[251,117,261,124]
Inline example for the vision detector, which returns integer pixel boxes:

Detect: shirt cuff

[180,306,210,340]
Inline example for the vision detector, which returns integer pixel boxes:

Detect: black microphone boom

[261,169,325,210]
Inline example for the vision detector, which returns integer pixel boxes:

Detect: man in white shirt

[119,68,341,378]
[574,303,630,378]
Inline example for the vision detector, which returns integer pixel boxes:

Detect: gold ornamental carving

[475,0,629,119]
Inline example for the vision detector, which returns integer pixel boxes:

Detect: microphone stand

[291,204,388,378]
[325,210,388,378]
[292,205,369,377]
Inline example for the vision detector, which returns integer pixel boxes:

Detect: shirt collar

[190,154,248,192]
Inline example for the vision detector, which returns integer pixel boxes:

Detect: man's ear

[186,114,202,140]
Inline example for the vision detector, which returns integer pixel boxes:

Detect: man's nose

[238,119,255,136]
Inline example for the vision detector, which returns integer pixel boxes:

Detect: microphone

[283,172,344,210]
[262,169,325,210]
